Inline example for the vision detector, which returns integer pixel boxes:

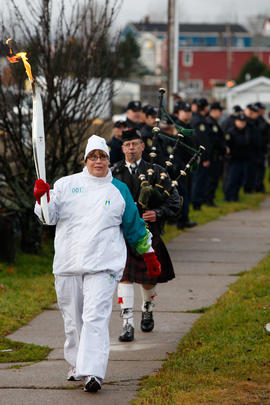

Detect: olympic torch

[5,39,50,223]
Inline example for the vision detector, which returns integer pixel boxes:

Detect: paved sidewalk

[1,199,270,404]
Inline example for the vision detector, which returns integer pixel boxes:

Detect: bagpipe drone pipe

[137,88,205,211]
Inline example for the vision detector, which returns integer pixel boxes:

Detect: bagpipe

[136,88,205,211]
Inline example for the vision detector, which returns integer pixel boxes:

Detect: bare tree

[0,0,122,253]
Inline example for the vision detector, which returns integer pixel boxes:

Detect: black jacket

[125,118,143,130]
[225,125,251,161]
[190,113,212,161]
[107,136,123,165]
[206,115,226,161]
[112,159,180,235]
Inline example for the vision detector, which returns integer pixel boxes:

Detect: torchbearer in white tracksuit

[33,135,161,393]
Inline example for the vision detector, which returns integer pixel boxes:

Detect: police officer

[243,104,260,193]
[221,105,243,191]
[254,102,270,192]
[172,101,197,228]
[224,113,250,201]
[125,100,143,129]
[141,113,171,169]
[206,102,227,206]
[140,105,158,139]
[191,98,198,115]
[190,98,212,210]
[141,104,152,124]
[107,120,127,165]
[221,105,243,134]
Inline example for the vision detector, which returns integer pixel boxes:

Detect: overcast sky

[1,0,270,33]
[115,0,270,30]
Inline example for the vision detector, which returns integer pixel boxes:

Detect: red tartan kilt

[120,235,175,285]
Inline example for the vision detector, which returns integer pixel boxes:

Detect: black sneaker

[141,302,154,332]
[84,376,102,392]
[119,323,134,342]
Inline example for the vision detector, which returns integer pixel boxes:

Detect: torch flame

[5,39,34,83]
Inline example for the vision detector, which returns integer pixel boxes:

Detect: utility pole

[167,0,179,112]
[225,24,232,82]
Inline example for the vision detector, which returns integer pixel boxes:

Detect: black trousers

[191,164,209,208]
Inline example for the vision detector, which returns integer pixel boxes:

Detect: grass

[133,177,270,405]
[0,242,55,362]
[132,253,270,405]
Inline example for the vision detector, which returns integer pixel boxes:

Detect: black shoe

[141,302,154,332]
[177,220,197,229]
[119,323,134,342]
[84,376,102,392]
[205,201,217,207]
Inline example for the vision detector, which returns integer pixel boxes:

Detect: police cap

[142,104,152,113]
[144,105,158,116]
[160,115,174,126]
[246,103,259,112]
[126,100,142,111]
[173,100,186,113]
[235,112,246,121]
[210,101,224,111]
[113,120,127,128]
[254,102,266,110]
[233,105,243,113]
[183,103,192,112]
[197,98,209,110]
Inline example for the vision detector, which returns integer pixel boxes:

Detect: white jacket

[35,168,150,279]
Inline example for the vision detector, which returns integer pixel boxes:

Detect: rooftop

[131,22,249,34]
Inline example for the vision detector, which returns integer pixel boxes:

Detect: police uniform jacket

[107,136,123,165]
[221,114,237,133]
[225,125,251,161]
[244,116,261,159]
[206,116,226,161]
[256,116,270,159]
[190,113,212,161]
[173,118,198,165]
[125,118,143,130]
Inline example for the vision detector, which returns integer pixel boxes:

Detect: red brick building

[124,21,270,95]
[173,48,270,91]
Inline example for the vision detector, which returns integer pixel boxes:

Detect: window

[182,51,193,67]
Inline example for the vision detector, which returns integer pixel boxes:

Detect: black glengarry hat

[121,128,142,143]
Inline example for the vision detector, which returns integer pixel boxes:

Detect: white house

[226,76,270,113]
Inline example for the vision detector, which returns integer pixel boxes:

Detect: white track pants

[55,272,117,380]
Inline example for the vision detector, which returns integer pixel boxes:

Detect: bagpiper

[112,128,180,342]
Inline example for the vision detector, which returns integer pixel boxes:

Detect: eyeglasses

[123,141,142,148]
[87,154,108,161]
